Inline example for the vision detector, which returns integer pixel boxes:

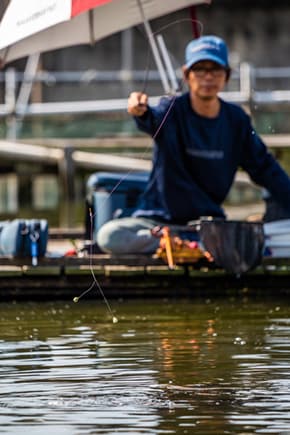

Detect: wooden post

[58,145,76,228]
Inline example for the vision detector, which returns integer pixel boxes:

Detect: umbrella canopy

[0,0,210,64]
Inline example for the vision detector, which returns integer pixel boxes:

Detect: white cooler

[264,219,290,257]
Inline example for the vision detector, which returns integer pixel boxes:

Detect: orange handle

[163,227,174,269]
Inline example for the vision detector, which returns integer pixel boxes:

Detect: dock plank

[22,265,62,276]
[65,265,105,275]
[104,265,146,277]
[146,265,185,276]
[0,265,22,276]
[0,253,289,300]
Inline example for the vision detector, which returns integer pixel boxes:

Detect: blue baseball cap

[185,35,229,70]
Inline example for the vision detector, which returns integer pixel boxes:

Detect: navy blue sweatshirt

[133,93,290,224]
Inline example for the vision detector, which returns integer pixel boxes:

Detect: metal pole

[5,67,17,140]
[13,53,41,138]
[240,62,253,113]
[136,0,171,94]
[58,145,76,228]
[121,29,133,96]
[156,34,179,93]
[240,62,252,99]
[16,53,40,117]
[189,6,201,38]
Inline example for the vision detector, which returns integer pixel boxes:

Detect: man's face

[184,60,227,100]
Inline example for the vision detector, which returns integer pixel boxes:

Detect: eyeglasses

[190,66,226,77]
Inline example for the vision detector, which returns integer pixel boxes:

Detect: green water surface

[0,298,289,434]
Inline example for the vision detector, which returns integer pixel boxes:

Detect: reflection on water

[0,298,290,434]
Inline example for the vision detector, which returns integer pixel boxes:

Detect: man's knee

[96,218,159,254]
[96,220,123,253]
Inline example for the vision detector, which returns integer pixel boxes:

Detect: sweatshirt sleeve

[133,96,174,137]
[240,116,290,209]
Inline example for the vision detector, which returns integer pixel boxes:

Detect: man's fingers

[128,92,148,115]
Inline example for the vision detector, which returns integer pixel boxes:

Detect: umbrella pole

[156,34,179,93]
[189,6,201,38]
[136,0,171,94]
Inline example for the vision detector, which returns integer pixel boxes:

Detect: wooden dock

[0,250,290,301]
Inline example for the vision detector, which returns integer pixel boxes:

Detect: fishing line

[73,208,118,323]
[73,16,205,315]
[137,17,204,93]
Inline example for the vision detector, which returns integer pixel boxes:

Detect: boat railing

[1,62,290,118]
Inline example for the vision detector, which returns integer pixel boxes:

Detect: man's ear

[225,68,231,82]
[182,65,190,82]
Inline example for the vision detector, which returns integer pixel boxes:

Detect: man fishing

[97,35,290,254]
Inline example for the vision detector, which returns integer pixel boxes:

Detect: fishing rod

[73,13,205,314]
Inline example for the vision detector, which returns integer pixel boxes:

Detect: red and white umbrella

[0,0,210,64]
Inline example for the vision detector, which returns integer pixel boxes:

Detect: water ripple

[0,300,289,434]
